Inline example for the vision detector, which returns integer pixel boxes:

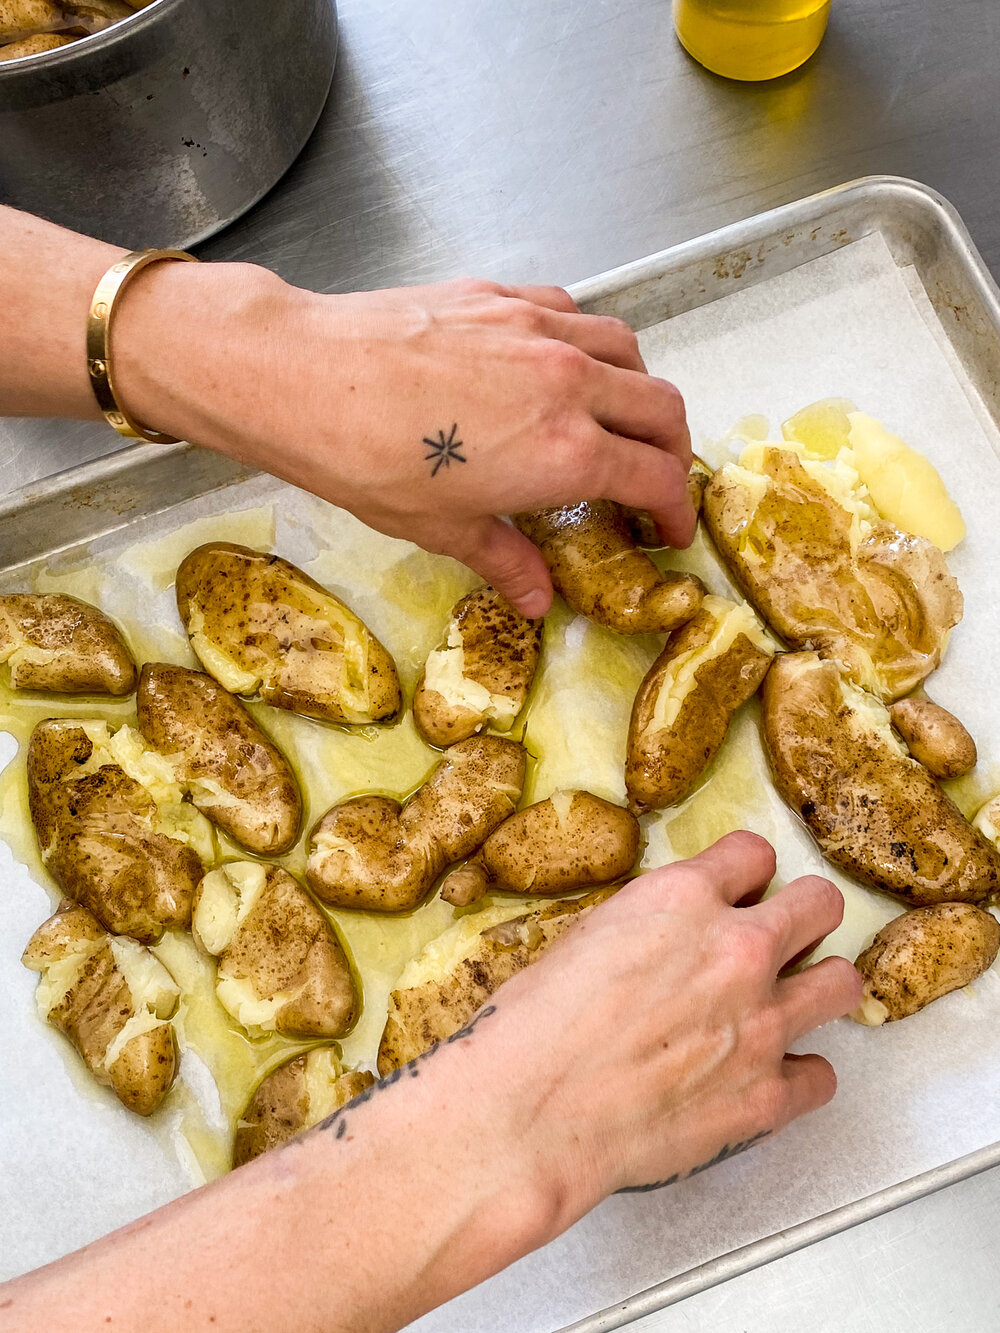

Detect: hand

[470,830,861,1218]
[114,266,695,616]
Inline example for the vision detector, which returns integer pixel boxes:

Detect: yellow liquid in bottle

[673,0,831,81]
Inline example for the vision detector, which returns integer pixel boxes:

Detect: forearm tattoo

[306,1004,498,1143]
[423,423,466,476]
[618,1130,772,1193]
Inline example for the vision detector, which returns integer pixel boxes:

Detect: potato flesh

[0,594,136,695]
[378,890,615,1073]
[414,586,542,747]
[22,901,178,1115]
[137,663,302,856]
[441,791,638,903]
[852,903,1000,1024]
[703,445,962,701]
[233,1047,375,1166]
[761,653,1000,906]
[307,736,526,911]
[175,543,401,724]
[513,501,704,634]
[626,596,774,813]
[27,720,209,942]
[193,863,357,1039]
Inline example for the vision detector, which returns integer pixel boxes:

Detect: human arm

[0,832,860,1333]
[0,205,695,617]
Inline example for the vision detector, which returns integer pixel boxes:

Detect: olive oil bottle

[673,0,831,81]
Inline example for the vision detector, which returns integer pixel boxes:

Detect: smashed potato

[176,542,401,725]
[888,697,977,780]
[513,501,704,634]
[852,903,1000,1025]
[762,654,1000,906]
[703,444,962,700]
[22,901,178,1115]
[413,586,542,748]
[625,595,773,813]
[137,663,302,856]
[307,736,526,911]
[378,890,615,1072]
[193,862,356,1039]
[440,790,638,906]
[233,1047,374,1166]
[27,719,214,942]
[0,594,135,695]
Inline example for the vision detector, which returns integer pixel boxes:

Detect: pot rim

[0,0,180,76]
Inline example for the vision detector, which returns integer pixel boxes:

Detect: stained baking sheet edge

[3,174,1000,1329]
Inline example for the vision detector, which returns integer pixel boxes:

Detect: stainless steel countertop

[4,0,1000,1326]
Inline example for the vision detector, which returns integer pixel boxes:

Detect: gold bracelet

[86,248,200,444]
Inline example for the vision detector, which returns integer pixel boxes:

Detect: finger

[778,1051,839,1125]
[664,830,777,907]
[749,875,845,968]
[538,310,646,372]
[500,283,580,315]
[587,363,692,467]
[586,436,697,548]
[777,955,863,1043]
[442,516,553,619]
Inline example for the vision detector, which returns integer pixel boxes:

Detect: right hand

[466,831,861,1227]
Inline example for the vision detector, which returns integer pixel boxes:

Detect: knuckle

[731,920,775,975]
[454,276,502,298]
[752,1075,792,1128]
[540,337,589,390]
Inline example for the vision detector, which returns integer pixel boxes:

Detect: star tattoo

[423,423,467,477]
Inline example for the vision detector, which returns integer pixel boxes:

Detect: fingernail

[518,589,550,619]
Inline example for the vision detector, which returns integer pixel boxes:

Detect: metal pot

[0,0,337,248]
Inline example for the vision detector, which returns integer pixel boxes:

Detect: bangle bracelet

[86,247,199,444]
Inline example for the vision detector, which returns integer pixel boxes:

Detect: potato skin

[762,654,1000,906]
[853,903,1000,1024]
[175,542,401,724]
[233,1050,374,1166]
[193,864,357,1038]
[889,698,977,780]
[378,890,615,1072]
[0,594,135,695]
[441,792,638,905]
[625,602,773,813]
[513,501,704,634]
[21,901,178,1115]
[413,586,542,748]
[306,736,526,911]
[27,720,202,942]
[137,663,302,856]
[703,447,962,700]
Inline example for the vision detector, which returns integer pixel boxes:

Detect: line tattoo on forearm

[305,1005,498,1144]
[423,423,466,476]
[618,1130,772,1193]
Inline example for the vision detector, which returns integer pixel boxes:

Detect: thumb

[444,516,553,619]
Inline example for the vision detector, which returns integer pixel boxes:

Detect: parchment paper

[3,232,1000,1330]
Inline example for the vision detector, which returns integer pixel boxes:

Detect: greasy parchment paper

[2,231,1000,1329]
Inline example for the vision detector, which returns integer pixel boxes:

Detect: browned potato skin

[513,501,704,634]
[27,720,201,942]
[195,866,357,1039]
[0,31,71,54]
[626,610,772,814]
[306,736,526,911]
[0,594,136,695]
[413,586,543,748]
[0,0,60,38]
[378,889,615,1073]
[762,654,1000,906]
[624,458,713,547]
[137,663,302,856]
[703,448,963,701]
[854,903,1000,1023]
[21,901,177,1115]
[440,792,639,906]
[233,1053,374,1166]
[889,698,977,780]
[175,542,401,724]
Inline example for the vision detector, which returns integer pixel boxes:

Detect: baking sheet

[2,213,1000,1328]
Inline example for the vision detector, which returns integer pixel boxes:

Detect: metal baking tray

[4,175,1000,1329]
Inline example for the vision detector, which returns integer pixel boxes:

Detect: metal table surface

[4,0,1000,1327]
